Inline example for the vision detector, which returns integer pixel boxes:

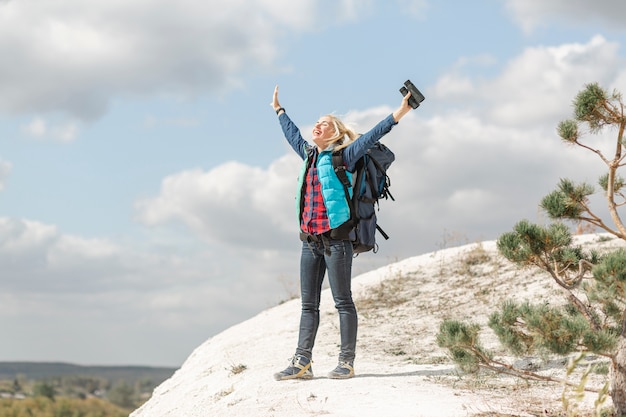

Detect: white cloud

[135,154,301,249]
[506,0,626,33]
[22,117,47,137]
[333,0,376,21]
[434,36,623,128]
[0,217,57,254]
[398,0,429,18]
[0,0,373,121]
[487,36,620,126]
[0,158,11,191]
[21,117,80,142]
[52,122,79,142]
[0,215,295,365]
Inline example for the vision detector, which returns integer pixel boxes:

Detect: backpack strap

[376,224,390,240]
[332,150,355,222]
[332,150,351,187]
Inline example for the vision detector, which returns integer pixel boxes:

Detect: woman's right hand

[271,85,283,114]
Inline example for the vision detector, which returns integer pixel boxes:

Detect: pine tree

[437,83,626,416]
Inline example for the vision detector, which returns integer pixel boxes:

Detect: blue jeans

[295,238,357,363]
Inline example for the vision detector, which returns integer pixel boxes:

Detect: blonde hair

[324,114,359,151]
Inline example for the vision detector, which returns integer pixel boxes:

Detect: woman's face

[312,116,336,148]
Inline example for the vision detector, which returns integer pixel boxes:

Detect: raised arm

[342,91,414,169]
[392,90,413,122]
[272,85,307,159]
[271,85,285,116]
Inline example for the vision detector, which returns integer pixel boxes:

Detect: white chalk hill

[131,235,618,417]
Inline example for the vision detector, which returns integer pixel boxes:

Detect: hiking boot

[327,361,354,379]
[273,355,313,381]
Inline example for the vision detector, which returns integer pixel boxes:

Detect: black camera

[399,80,425,109]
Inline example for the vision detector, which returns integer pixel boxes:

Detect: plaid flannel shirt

[300,153,331,235]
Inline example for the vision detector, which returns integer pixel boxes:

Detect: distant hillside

[0,362,176,384]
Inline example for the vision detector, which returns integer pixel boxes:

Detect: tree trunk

[611,336,626,416]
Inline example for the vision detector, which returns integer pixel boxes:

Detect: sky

[2,0,626,368]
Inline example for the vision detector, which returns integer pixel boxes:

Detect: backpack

[332,142,395,254]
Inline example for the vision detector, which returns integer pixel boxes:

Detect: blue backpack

[332,142,395,254]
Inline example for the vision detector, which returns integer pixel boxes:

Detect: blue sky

[1,0,626,367]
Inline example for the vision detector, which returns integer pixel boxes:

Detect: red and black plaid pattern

[301,160,330,235]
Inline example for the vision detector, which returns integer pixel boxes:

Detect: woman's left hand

[392,90,413,122]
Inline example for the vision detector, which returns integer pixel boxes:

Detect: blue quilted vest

[296,145,353,229]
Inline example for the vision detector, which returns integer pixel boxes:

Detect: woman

[271,85,413,380]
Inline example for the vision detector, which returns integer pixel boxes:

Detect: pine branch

[470,348,602,393]
[573,139,610,165]
[554,259,594,288]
